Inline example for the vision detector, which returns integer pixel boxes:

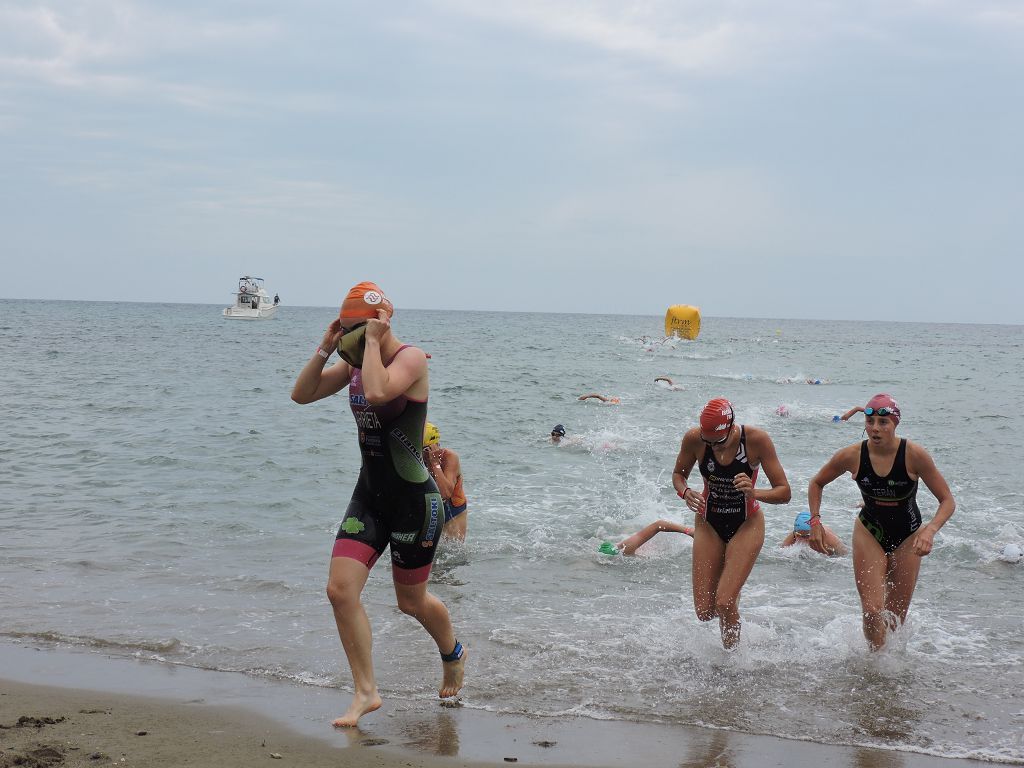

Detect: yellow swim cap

[423,422,440,447]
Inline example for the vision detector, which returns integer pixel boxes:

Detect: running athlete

[673,398,791,648]
[423,422,468,541]
[808,394,955,650]
[290,281,465,727]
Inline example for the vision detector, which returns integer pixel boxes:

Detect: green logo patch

[341,518,365,534]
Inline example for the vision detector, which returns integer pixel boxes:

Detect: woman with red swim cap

[291,281,464,726]
[808,394,955,651]
[672,397,791,648]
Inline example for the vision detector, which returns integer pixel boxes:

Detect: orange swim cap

[699,398,734,438]
[339,281,394,321]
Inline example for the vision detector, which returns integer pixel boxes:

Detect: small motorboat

[223,276,279,320]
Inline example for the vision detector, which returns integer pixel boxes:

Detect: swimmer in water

[775,405,790,418]
[673,398,792,648]
[423,422,468,542]
[808,394,955,651]
[781,511,847,556]
[550,424,566,443]
[291,281,465,726]
[655,376,683,391]
[838,406,865,421]
[604,520,694,556]
[578,393,620,404]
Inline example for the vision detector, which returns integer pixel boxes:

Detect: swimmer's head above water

[423,422,441,448]
[550,424,566,442]
[793,511,812,539]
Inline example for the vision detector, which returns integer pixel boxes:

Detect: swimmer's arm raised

[291,319,352,404]
[909,443,955,557]
[840,406,864,421]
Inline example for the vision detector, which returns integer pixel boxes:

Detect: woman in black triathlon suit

[291,281,464,727]
[672,398,791,648]
[808,394,955,650]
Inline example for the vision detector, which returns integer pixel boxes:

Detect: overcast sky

[1,1,1022,322]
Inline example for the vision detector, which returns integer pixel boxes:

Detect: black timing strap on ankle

[440,640,463,663]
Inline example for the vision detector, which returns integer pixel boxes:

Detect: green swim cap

[598,541,619,556]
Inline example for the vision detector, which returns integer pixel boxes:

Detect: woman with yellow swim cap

[423,422,468,542]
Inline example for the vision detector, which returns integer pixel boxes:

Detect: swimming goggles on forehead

[864,406,895,417]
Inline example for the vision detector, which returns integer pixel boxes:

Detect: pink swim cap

[865,393,900,426]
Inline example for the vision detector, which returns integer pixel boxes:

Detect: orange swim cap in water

[340,281,394,321]
[700,398,735,438]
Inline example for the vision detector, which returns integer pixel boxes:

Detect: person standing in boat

[291,281,465,727]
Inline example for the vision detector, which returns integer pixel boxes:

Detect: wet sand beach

[0,643,999,768]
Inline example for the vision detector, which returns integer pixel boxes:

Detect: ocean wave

[1,630,182,655]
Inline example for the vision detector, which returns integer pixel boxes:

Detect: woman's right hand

[320,318,343,354]
[682,488,706,514]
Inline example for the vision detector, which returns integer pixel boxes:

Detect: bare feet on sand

[331,690,382,728]
[439,650,466,699]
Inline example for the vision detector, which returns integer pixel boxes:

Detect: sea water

[1,300,1022,763]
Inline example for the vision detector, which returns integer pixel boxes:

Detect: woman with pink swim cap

[808,394,956,650]
[672,397,792,648]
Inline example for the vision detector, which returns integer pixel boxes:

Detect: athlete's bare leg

[691,516,726,623]
[852,520,890,651]
[326,557,382,727]
[716,514,765,648]
[393,577,465,698]
[884,534,924,625]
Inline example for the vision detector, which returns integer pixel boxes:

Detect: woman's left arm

[750,430,792,505]
[910,442,956,556]
[360,312,428,404]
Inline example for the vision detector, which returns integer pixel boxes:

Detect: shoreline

[0,641,1006,768]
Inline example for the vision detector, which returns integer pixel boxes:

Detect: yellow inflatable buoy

[664,305,701,340]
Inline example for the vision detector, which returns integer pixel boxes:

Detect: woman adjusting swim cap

[340,281,394,321]
[337,282,394,368]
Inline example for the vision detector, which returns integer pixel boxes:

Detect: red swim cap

[865,393,900,425]
[700,398,735,438]
[339,281,394,321]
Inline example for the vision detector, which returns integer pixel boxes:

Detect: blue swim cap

[551,424,566,437]
[794,511,812,532]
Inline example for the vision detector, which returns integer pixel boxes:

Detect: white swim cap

[1000,543,1022,563]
